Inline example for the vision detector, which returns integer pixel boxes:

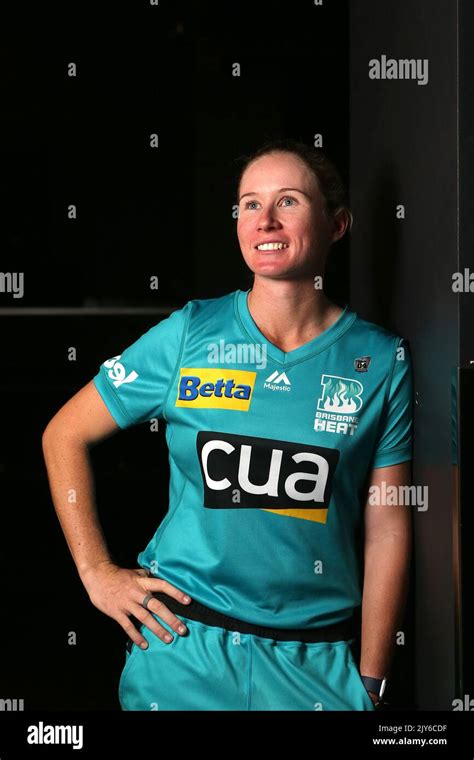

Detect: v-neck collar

[235,288,357,366]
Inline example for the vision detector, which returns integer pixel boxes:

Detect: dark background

[0,0,471,711]
[349,0,474,712]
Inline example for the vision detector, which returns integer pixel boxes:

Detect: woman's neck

[247,279,343,352]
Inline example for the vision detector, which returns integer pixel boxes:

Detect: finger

[141,577,192,604]
[130,602,183,644]
[141,595,189,636]
[117,613,149,650]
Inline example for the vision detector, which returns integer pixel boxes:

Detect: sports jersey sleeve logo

[103,355,139,388]
[196,431,340,524]
[176,368,256,411]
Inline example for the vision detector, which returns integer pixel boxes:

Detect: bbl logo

[354,356,371,372]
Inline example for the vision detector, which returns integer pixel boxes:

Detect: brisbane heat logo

[196,431,340,524]
[315,374,364,436]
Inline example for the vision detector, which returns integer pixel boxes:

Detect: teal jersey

[93,289,413,630]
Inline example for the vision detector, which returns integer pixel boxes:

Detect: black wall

[350,0,473,710]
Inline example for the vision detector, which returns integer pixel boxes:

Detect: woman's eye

[244,196,296,210]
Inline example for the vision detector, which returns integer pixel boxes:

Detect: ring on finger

[142,593,154,610]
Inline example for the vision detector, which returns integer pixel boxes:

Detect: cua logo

[196,430,339,523]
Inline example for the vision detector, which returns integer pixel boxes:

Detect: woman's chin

[249,258,292,274]
[251,259,299,274]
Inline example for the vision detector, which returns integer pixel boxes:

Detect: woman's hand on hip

[81,561,192,648]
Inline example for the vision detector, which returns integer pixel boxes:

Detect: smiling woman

[234,138,353,352]
[43,137,412,712]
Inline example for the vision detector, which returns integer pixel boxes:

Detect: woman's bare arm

[361,461,412,701]
[42,380,121,579]
[41,379,192,646]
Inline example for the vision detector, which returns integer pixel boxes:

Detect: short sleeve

[371,336,413,468]
[92,302,192,429]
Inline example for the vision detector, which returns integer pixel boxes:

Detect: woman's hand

[81,560,192,649]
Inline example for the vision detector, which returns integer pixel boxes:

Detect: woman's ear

[331,207,352,242]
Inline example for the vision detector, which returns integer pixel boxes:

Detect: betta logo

[176,368,256,411]
[317,375,364,414]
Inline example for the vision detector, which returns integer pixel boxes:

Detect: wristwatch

[360,675,388,708]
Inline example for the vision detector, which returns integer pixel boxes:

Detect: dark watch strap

[361,675,387,698]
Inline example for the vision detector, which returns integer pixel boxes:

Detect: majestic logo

[103,355,139,388]
[264,370,291,392]
[176,368,256,411]
[196,431,340,524]
[314,374,364,436]
[354,356,371,372]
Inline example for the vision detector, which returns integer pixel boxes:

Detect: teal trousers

[119,612,375,711]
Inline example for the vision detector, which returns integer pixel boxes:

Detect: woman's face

[237,151,337,281]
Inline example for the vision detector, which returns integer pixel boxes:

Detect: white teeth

[256,243,289,250]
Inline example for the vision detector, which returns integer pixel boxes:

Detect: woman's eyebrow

[239,187,312,201]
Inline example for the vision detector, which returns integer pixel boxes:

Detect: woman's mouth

[255,242,290,251]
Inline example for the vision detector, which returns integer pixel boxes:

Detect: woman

[42,138,413,711]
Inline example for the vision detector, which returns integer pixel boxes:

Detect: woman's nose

[257,210,281,228]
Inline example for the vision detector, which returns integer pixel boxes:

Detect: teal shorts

[118,612,375,711]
